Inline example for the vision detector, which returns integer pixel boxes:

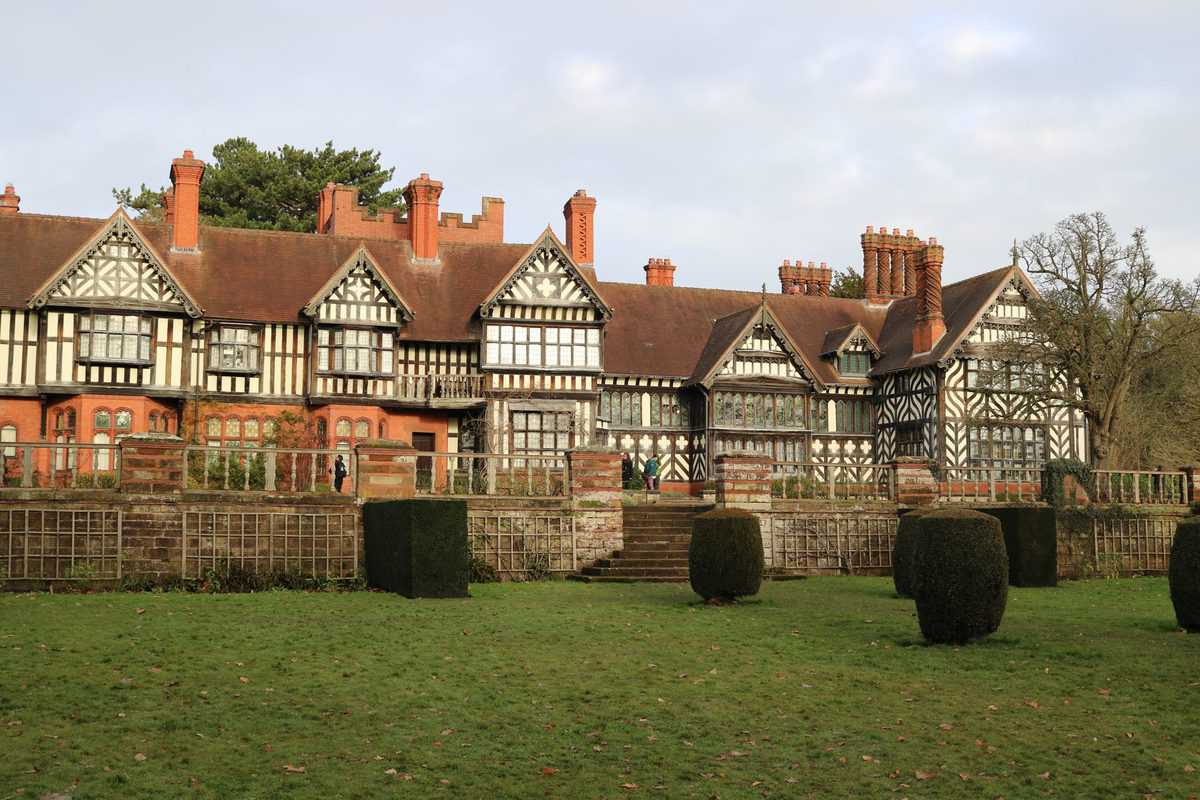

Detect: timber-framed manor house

[0,151,1087,492]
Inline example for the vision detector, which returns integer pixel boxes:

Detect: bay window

[207,325,261,373]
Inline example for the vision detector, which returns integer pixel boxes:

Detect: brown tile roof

[0,213,530,342]
[870,266,1015,374]
[596,281,889,382]
[687,306,760,384]
[0,212,1016,378]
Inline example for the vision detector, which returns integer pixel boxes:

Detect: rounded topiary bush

[689,508,764,602]
[1168,517,1200,632]
[892,508,930,598]
[913,508,1008,644]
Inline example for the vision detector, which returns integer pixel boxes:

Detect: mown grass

[1,578,1197,799]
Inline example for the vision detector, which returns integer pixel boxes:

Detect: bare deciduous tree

[1002,212,1200,467]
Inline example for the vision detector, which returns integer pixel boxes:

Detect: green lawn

[1,579,1197,799]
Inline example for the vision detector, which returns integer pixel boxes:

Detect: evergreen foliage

[688,509,764,602]
[1168,517,1200,632]
[981,506,1058,587]
[363,499,469,598]
[913,508,1009,644]
[1041,459,1093,506]
[114,137,405,231]
[892,508,929,598]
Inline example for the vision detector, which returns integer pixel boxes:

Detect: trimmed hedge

[892,508,929,598]
[913,508,1008,644]
[363,499,469,598]
[1169,517,1200,632]
[689,509,764,602]
[980,506,1058,587]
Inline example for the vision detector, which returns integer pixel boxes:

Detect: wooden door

[412,432,435,491]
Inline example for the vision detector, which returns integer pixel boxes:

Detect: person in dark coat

[621,452,634,488]
[333,454,348,493]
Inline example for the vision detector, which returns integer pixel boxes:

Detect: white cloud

[945,28,1030,64]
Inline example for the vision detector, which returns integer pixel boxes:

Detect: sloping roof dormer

[302,245,414,327]
[688,302,824,389]
[480,227,611,321]
[27,209,202,317]
[820,322,881,358]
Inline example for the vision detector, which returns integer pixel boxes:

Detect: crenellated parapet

[316,176,505,254]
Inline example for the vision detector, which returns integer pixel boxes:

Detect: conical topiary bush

[913,508,1008,644]
[1169,517,1200,632]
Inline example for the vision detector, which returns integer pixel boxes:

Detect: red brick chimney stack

[779,259,831,296]
[862,226,878,300]
[0,184,18,215]
[912,237,946,353]
[316,182,336,234]
[863,224,924,302]
[779,259,801,294]
[563,190,597,266]
[403,173,444,261]
[644,257,676,287]
[161,188,175,225]
[169,150,205,252]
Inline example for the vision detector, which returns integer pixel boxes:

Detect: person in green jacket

[643,453,659,491]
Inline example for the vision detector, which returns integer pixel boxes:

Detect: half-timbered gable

[29,211,199,316]
[303,246,413,326]
[297,248,414,403]
[480,228,611,325]
[28,211,197,393]
[940,269,1086,467]
[479,229,612,457]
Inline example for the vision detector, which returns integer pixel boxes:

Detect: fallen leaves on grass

[915,770,937,780]
[939,723,954,731]
[133,753,146,762]
[1024,699,1041,710]
[282,764,306,773]
[542,767,559,776]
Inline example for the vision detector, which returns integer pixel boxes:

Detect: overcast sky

[2,2,1197,289]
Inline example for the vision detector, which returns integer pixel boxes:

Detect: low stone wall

[0,492,359,589]
[1055,505,1189,579]
[761,499,902,576]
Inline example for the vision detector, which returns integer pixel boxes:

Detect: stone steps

[572,503,712,583]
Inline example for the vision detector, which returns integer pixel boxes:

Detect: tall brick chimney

[862,225,921,303]
[169,150,205,252]
[0,183,20,215]
[644,258,676,287]
[778,259,830,296]
[563,190,596,266]
[912,238,946,353]
[403,173,443,261]
[161,188,175,225]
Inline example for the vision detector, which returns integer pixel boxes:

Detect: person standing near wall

[643,453,659,492]
[621,452,634,488]
[333,454,348,493]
